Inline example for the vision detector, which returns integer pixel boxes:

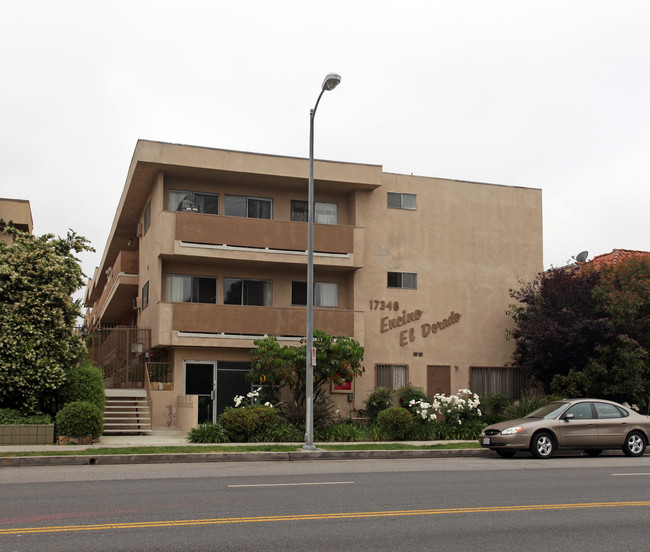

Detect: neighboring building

[581,249,650,269]
[0,198,33,243]
[85,140,543,432]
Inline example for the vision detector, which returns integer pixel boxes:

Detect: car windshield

[525,402,569,419]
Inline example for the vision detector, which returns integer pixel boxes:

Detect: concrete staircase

[104,389,152,435]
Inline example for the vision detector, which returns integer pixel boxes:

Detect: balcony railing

[174,212,355,255]
[88,326,151,389]
[171,302,355,338]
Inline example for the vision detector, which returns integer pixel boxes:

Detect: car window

[526,402,569,419]
[565,402,594,420]
[594,402,625,419]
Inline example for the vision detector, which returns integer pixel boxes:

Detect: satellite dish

[575,251,589,263]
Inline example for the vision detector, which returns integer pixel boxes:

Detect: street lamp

[304,72,341,451]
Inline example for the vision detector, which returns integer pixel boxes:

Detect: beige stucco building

[85,140,542,432]
[0,198,33,243]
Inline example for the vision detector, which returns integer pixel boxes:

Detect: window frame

[375,364,408,390]
[291,281,339,307]
[168,190,219,215]
[387,192,417,210]
[143,201,151,234]
[290,200,338,224]
[166,274,217,304]
[225,194,273,219]
[387,272,418,290]
[223,277,273,306]
[141,281,149,310]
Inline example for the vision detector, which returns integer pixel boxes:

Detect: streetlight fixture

[303,72,341,451]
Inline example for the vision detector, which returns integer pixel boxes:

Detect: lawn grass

[0,441,480,457]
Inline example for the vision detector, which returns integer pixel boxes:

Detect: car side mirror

[563,413,574,421]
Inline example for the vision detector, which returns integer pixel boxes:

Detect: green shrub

[363,387,393,419]
[396,384,429,409]
[55,400,103,438]
[252,422,303,443]
[280,387,336,429]
[0,408,52,425]
[503,391,558,419]
[187,422,230,443]
[483,393,509,416]
[60,361,106,412]
[316,421,365,442]
[218,405,281,442]
[361,423,384,441]
[404,421,438,441]
[377,407,414,440]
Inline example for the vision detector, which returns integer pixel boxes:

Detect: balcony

[164,212,363,269]
[170,302,355,338]
[90,250,139,328]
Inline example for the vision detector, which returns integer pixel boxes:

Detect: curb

[0,448,490,467]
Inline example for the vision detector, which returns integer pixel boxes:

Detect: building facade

[0,198,33,243]
[84,140,543,431]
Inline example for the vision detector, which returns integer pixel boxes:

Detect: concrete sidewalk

[0,429,486,467]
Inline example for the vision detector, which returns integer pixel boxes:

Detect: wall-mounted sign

[370,298,461,347]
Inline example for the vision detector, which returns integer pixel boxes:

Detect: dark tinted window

[565,402,594,420]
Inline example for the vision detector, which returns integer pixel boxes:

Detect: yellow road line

[2,501,650,536]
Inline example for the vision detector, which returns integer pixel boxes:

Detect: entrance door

[185,362,216,424]
[216,362,252,417]
[427,365,451,397]
[184,361,253,423]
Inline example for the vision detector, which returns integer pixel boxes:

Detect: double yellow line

[2,501,650,536]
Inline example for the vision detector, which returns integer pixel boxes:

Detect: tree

[508,257,650,410]
[0,228,94,413]
[506,267,608,390]
[248,330,364,426]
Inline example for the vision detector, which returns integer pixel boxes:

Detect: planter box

[0,424,55,445]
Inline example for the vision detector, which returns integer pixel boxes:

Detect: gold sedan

[479,399,650,458]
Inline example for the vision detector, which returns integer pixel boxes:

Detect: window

[291,281,339,307]
[291,200,338,224]
[594,402,627,419]
[565,403,594,420]
[141,281,149,310]
[143,201,151,234]
[376,364,408,389]
[223,278,272,306]
[470,366,529,400]
[387,192,417,210]
[166,275,217,303]
[168,191,219,214]
[225,195,272,219]
[387,272,417,289]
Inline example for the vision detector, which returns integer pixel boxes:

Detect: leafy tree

[248,330,364,427]
[0,228,94,414]
[508,257,650,410]
[506,268,607,389]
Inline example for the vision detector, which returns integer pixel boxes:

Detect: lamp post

[303,72,341,451]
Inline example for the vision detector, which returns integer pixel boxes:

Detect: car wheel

[530,432,554,459]
[623,431,646,457]
[583,449,603,457]
[495,449,517,458]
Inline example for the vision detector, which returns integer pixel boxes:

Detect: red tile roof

[582,249,650,269]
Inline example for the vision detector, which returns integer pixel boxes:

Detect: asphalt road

[1,454,650,551]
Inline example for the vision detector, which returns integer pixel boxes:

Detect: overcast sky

[2,1,649,289]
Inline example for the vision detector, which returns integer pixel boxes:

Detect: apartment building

[0,198,33,243]
[85,140,542,432]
